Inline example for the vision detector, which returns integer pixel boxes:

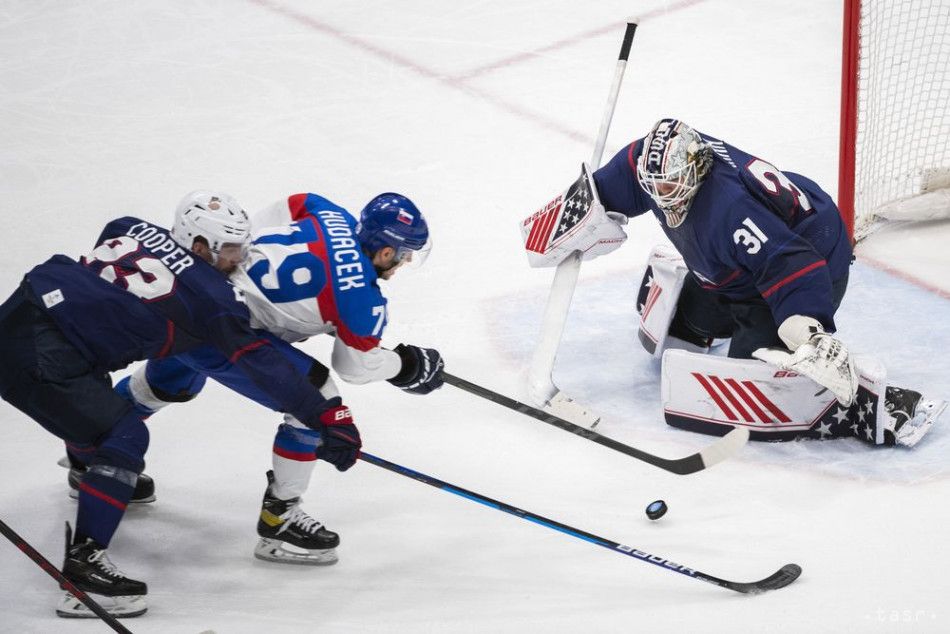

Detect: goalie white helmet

[637,119,713,228]
[171,190,251,259]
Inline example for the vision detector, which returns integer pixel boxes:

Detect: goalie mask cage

[838,0,950,240]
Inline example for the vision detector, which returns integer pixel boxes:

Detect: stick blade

[542,390,601,428]
[698,426,750,470]
[663,426,749,475]
[726,564,803,594]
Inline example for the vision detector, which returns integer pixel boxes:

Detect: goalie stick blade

[543,390,601,428]
[441,372,748,475]
[717,563,803,595]
[631,426,749,475]
[676,426,750,475]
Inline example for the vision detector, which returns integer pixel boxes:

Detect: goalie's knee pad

[661,349,889,442]
[637,245,690,358]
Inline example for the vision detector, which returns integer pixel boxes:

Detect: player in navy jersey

[110,191,444,565]
[0,191,361,618]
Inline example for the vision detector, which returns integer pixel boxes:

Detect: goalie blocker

[521,163,627,268]
[661,350,947,447]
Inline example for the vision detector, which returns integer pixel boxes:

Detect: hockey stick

[443,370,749,475]
[527,21,638,428]
[0,518,134,634]
[360,452,801,594]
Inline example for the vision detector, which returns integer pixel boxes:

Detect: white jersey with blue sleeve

[230,193,401,383]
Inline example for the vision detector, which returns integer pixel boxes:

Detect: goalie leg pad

[637,245,690,358]
[662,350,889,442]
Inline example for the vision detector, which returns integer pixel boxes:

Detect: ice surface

[1,1,949,632]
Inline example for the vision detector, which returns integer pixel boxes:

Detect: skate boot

[882,386,948,447]
[56,523,147,618]
[254,471,339,565]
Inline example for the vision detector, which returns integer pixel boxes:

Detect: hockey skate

[61,456,156,504]
[882,387,948,447]
[56,523,147,618]
[254,471,339,566]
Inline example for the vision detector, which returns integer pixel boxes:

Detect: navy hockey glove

[388,344,445,395]
[314,397,361,472]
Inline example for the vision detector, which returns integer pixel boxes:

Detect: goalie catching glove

[753,315,858,406]
[388,344,445,395]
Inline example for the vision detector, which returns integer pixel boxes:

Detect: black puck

[645,499,668,520]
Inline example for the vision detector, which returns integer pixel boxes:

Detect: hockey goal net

[838,0,950,241]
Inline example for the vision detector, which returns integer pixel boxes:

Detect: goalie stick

[361,452,801,594]
[0,518,133,634]
[527,20,639,428]
[442,371,749,475]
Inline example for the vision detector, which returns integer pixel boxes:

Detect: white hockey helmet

[170,190,251,259]
[636,118,713,227]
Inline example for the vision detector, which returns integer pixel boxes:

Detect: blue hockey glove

[388,344,445,395]
[314,397,361,471]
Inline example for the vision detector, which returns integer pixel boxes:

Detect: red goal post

[838,0,950,241]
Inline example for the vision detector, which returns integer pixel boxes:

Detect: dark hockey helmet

[636,118,713,227]
[357,193,431,266]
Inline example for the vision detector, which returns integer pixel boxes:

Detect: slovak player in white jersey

[105,191,444,565]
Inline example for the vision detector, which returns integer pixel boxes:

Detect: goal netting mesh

[850,1,950,238]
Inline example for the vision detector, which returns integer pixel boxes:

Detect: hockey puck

[645,500,668,520]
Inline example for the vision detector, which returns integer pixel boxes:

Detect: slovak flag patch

[397,209,414,225]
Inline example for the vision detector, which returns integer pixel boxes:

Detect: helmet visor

[394,238,432,270]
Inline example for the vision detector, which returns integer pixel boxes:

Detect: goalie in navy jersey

[526,117,944,446]
[594,118,854,360]
[0,191,361,619]
[109,191,444,566]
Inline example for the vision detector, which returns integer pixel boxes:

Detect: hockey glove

[387,343,445,395]
[314,397,361,471]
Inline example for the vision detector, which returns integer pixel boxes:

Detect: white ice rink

[2,1,949,632]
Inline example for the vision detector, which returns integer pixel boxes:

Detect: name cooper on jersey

[317,209,366,291]
[125,221,196,274]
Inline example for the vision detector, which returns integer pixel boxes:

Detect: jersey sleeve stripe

[157,320,175,357]
[760,260,827,298]
[626,141,639,175]
[699,268,742,289]
[229,339,270,364]
[334,323,381,352]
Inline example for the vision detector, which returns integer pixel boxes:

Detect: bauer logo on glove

[520,163,627,267]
